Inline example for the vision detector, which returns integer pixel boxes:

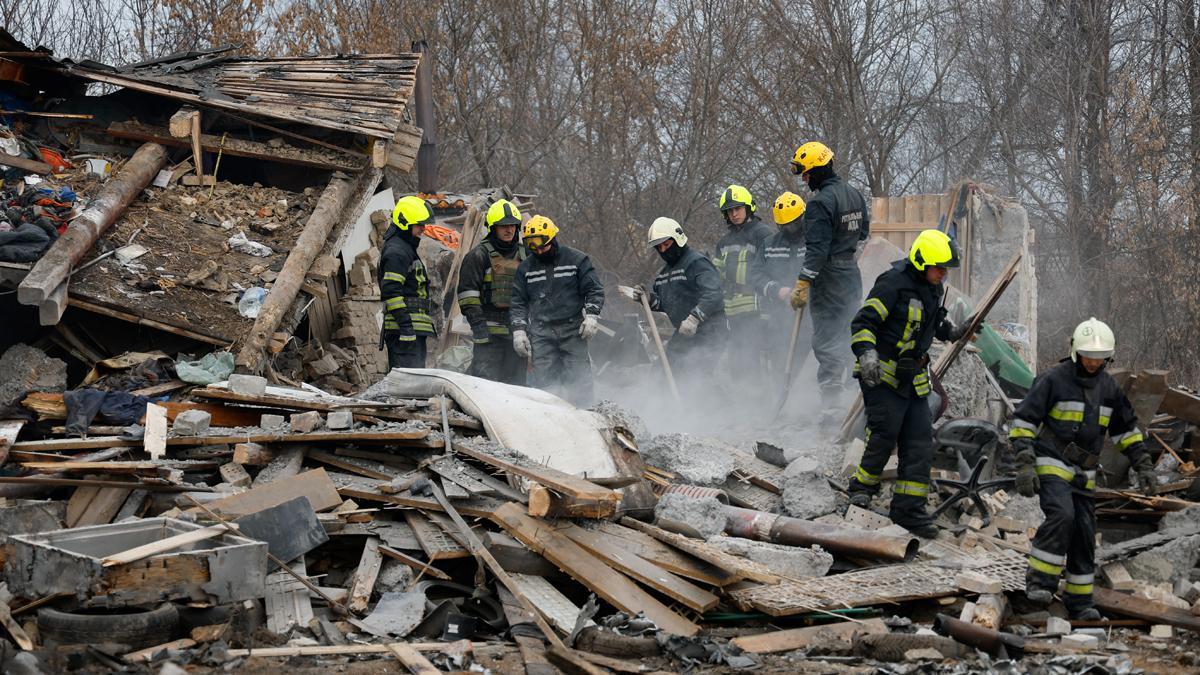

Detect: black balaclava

[534,238,559,263]
[658,241,686,265]
[387,224,421,248]
[806,163,837,191]
[488,227,519,255]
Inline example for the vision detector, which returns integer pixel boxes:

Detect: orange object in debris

[38,147,71,172]
[423,224,460,249]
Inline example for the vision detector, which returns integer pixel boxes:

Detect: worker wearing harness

[379,195,436,369]
[458,199,528,385]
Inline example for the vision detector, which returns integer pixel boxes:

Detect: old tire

[38,603,179,649]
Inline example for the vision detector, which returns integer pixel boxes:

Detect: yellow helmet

[391,195,434,231]
[772,191,806,226]
[718,184,756,213]
[486,199,523,229]
[909,229,960,271]
[791,141,833,175]
[522,215,559,249]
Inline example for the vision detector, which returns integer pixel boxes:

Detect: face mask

[658,242,684,264]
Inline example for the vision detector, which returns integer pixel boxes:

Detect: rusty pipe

[723,505,918,562]
[933,614,1024,659]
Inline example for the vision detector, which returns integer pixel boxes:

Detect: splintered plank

[348,537,384,614]
[190,469,341,518]
[491,503,699,636]
[1095,587,1200,634]
[730,618,889,654]
[452,442,619,503]
[385,642,440,675]
[190,387,482,430]
[588,521,736,586]
[74,486,132,527]
[509,572,595,634]
[557,523,719,612]
[619,518,780,585]
[404,511,469,560]
[427,456,526,502]
[0,419,24,465]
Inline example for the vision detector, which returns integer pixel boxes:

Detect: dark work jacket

[799,174,869,282]
[850,260,951,396]
[379,227,434,336]
[1009,360,1148,479]
[713,215,776,317]
[752,226,806,314]
[457,236,527,343]
[510,243,604,332]
[649,246,725,328]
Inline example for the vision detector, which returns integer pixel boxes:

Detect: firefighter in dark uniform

[713,185,776,396]
[754,192,814,390]
[510,215,605,406]
[457,199,527,385]
[1010,317,1156,621]
[847,229,969,537]
[620,217,726,393]
[379,195,435,369]
[789,142,869,415]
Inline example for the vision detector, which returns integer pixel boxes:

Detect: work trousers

[725,312,771,405]
[384,332,427,370]
[809,260,862,403]
[469,338,527,386]
[529,321,593,407]
[849,382,934,527]
[1027,477,1097,614]
[765,307,812,395]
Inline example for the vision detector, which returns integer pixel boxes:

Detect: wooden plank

[0,599,34,650]
[66,485,100,527]
[145,402,168,461]
[730,618,889,654]
[226,641,468,658]
[515,635,560,675]
[386,642,440,675]
[557,523,719,612]
[509,573,594,634]
[10,427,432,452]
[1160,387,1200,425]
[619,518,780,585]
[102,524,231,567]
[108,121,359,172]
[308,449,394,480]
[190,469,342,518]
[348,537,384,613]
[191,387,481,430]
[453,442,619,503]
[123,638,197,663]
[67,296,232,346]
[379,545,451,581]
[75,486,131,527]
[588,521,735,586]
[0,153,53,174]
[0,419,24,464]
[0,476,208,492]
[404,510,469,560]
[492,503,700,636]
[1094,587,1200,634]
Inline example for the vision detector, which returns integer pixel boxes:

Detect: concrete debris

[228,373,268,396]
[375,559,415,595]
[781,471,840,520]
[1159,504,1200,531]
[0,344,67,407]
[706,536,833,579]
[640,433,736,486]
[1125,534,1200,584]
[993,494,1045,529]
[590,399,650,442]
[361,590,425,638]
[654,493,726,539]
[172,409,212,436]
[260,414,286,429]
[289,410,323,433]
[326,410,354,430]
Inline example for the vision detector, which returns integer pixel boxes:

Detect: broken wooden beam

[453,441,620,504]
[235,172,360,374]
[108,120,361,172]
[0,153,53,175]
[347,537,383,613]
[19,142,169,307]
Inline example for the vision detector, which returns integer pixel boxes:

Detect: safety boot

[900,521,939,539]
[848,492,873,508]
[1024,570,1055,606]
[1069,606,1102,621]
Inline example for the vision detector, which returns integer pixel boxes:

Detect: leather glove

[512,330,531,358]
[857,349,881,388]
[1014,447,1039,497]
[678,314,700,337]
[618,285,645,303]
[789,279,811,310]
[947,322,971,342]
[579,314,600,339]
[1133,454,1157,496]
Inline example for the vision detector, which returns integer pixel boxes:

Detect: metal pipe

[723,505,918,562]
[933,614,1024,658]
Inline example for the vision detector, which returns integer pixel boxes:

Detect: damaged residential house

[3,28,1200,675]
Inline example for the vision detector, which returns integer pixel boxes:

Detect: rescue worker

[713,185,776,395]
[457,199,527,385]
[379,195,436,369]
[620,217,726,390]
[789,142,869,414]
[847,229,969,538]
[753,192,814,389]
[510,215,605,406]
[1010,317,1156,621]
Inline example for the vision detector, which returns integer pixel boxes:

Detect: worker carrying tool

[620,217,726,390]
[1010,317,1155,621]
[847,229,970,538]
[789,142,869,416]
[379,195,436,369]
[713,184,777,396]
[510,215,605,406]
[753,191,814,392]
[457,199,528,385]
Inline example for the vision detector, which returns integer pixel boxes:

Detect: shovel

[770,306,805,421]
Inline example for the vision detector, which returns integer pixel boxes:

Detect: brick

[956,571,1004,595]
[326,410,353,430]
[233,442,272,465]
[260,414,286,429]
[290,410,323,433]
[1061,633,1099,649]
[1101,562,1135,591]
[228,373,267,396]
[1045,616,1071,636]
[172,409,211,436]
[219,462,252,488]
[1150,624,1173,639]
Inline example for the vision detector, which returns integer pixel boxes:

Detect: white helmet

[647,217,687,248]
[1071,317,1115,362]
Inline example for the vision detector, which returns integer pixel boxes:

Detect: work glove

[775,285,791,303]
[789,279,811,310]
[947,322,972,342]
[678,314,701,337]
[618,285,645,303]
[1133,454,1158,496]
[512,330,531,358]
[580,314,600,339]
[857,349,882,388]
[1014,446,1039,497]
